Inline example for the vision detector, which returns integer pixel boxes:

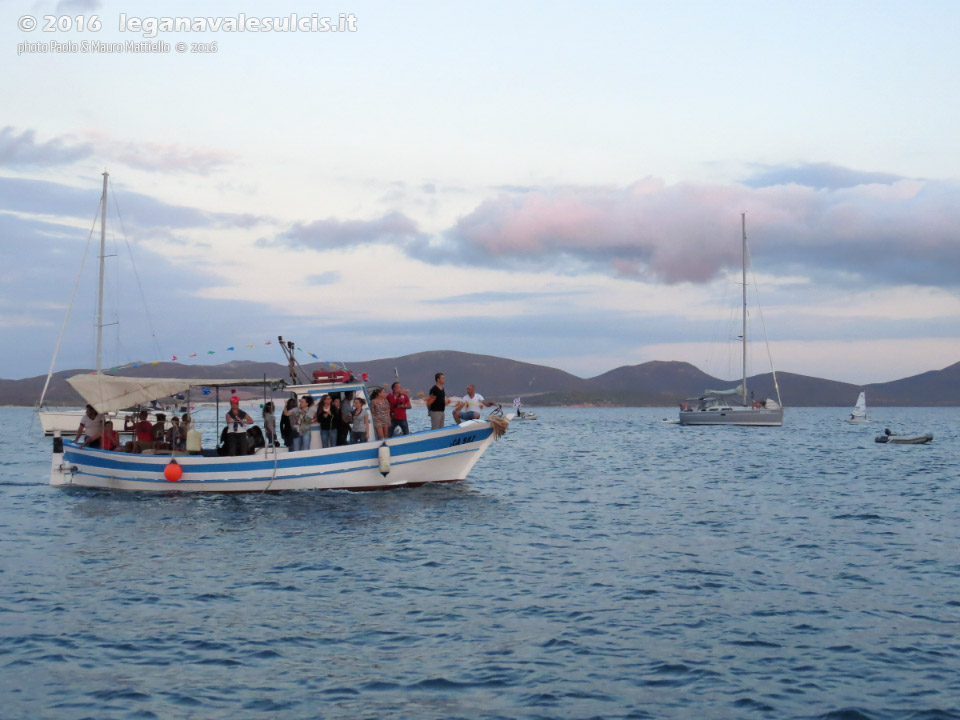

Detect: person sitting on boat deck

[151,413,172,452]
[388,381,412,436]
[453,384,493,423]
[350,397,369,443]
[84,419,119,451]
[124,409,155,452]
[263,401,277,447]
[246,425,266,453]
[166,416,186,452]
[281,397,297,449]
[74,404,104,446]
[426,372,451,430]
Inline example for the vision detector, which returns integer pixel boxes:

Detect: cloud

[0,127,93,168]
[0,126,233,175]
[56,0,102,11]
[0,176,265,230]
[744,162,905,190]
[261,210,427,251]
[106,140,235,175]
[434,174,960,287]
[257,168,960,288]
[307,271,341,286]
[423,290,584,304]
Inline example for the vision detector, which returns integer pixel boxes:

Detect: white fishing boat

[678,213,783,427]
[51,372,510,492]
[845,391,868,423]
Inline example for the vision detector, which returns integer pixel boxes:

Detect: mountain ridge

[4,353,959,407]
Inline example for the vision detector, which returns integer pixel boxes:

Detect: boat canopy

[286,381,370,399]
[67,375,284,414]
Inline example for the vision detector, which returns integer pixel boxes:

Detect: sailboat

[845,391,868,423]
[678,213,784,426]
[37,171,121,435]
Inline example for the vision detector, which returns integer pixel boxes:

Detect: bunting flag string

[90,339,347,376]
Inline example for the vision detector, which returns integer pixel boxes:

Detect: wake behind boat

[678,213,783,427]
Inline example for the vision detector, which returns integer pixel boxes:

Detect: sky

[2,0,959,385]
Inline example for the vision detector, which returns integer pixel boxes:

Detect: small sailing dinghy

[875,428,933,445]
[845,392,868,423]
[512,399,538,421]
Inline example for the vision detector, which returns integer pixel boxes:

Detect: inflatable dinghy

[875,428,933,444]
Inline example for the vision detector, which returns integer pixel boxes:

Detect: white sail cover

[704,384,745,396]
[67,375,275,414]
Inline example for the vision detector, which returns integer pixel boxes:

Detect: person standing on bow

[426,372,451,430]
[387,381,412,436]
[225,396,253,456]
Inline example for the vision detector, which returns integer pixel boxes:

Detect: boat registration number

[449,434,477,447]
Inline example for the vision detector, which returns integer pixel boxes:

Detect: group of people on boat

[75,404,192,453]
[72,372,498,457]
[274,381,414,453]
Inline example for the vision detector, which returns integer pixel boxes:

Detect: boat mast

[741,211,748,406]
[96,170,108,375]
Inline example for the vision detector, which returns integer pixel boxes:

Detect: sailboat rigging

[678,213,784,426]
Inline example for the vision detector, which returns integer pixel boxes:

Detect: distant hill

[4,353,959,407]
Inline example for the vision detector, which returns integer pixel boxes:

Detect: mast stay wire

[37,198,102,408]
[108,175,164,364]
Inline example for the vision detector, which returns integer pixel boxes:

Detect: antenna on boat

[278,336,308,383]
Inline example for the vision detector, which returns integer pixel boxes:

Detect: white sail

[847,391,867,422]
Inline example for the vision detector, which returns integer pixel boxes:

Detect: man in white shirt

[454,384,492,423]
[74,404,105,447]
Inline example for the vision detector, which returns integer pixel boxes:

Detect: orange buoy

[164,460,183,482]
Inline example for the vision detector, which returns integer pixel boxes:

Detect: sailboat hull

[678,407,783,426]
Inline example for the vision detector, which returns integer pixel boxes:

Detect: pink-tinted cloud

[446,180,751,283]
[440,176,960,286]
[106,140,236,175]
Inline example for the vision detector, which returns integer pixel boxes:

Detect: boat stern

[50,433,76,487]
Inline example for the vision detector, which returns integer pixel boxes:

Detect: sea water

[1,406,958,720]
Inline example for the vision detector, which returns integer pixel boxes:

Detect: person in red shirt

[124,409,156,452]
[387,381,412,436]
[84,420,119,451]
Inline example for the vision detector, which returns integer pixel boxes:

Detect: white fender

[378,443,391,476]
